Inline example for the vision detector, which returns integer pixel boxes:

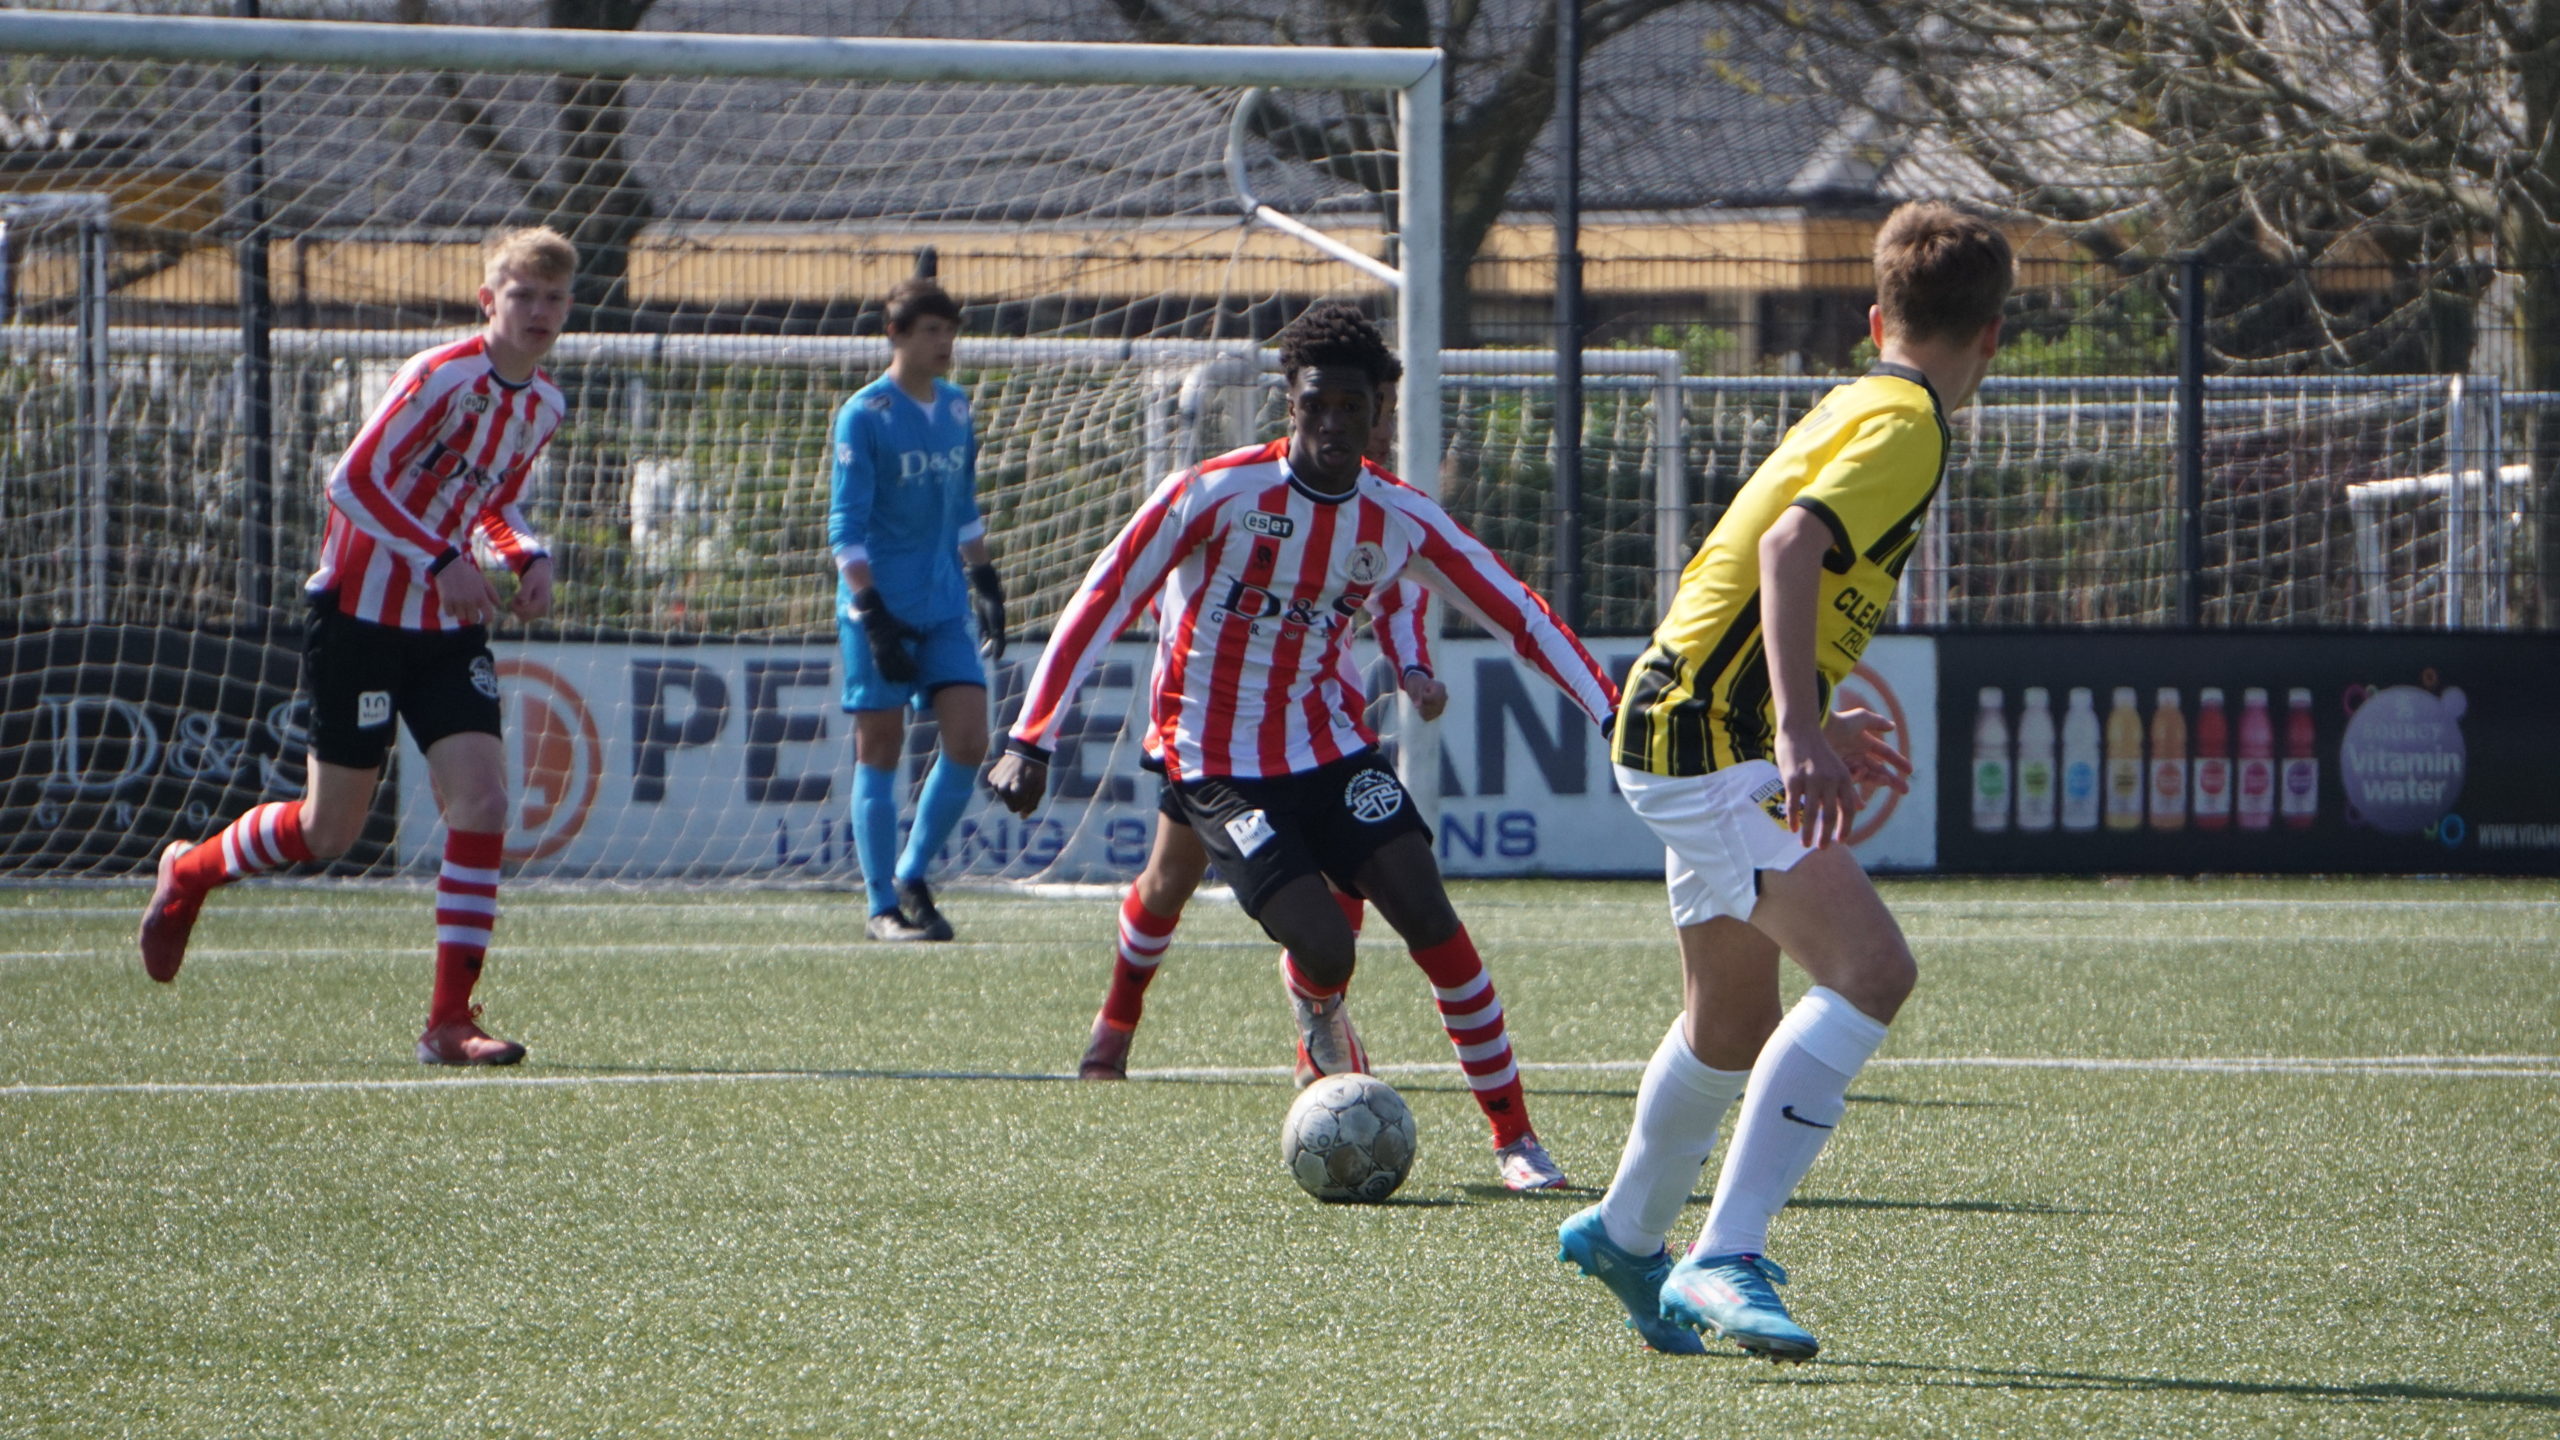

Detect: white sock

[1694,986,1888,1260]
[1596,1017,1750,1256]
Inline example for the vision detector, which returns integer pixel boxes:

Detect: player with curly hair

[993,303,1616,1190]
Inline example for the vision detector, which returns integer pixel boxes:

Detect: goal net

[0,10,1442,884]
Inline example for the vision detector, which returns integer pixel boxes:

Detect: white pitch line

[4,932,2553,965]
[4,1053,2555,1100]
[13,894,2559,922]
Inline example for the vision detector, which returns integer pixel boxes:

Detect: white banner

[394,635,1937,879]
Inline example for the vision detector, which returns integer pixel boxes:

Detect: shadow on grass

[1788,1356,2560,1411]
[1784,1195,2094,1217]
[1457,1181,1602,1202]
[1846,1092,2030,1110]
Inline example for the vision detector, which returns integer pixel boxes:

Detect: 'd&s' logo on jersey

[1832,661,1909,848]
[499,658,602,863]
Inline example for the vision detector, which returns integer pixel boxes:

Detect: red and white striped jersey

[1014,441,1618,781]
[306,334,563,630]
[1134,574,1433,768]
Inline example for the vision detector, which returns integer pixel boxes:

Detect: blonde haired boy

[1558,202,2013,1359]
[138,226,577,1065]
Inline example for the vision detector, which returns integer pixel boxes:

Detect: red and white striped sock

[1410,927,1534,1148]
[172,801,313,892]
[1280,951,1347,1003]
[1099,888,1181,1030]
[428,830,504,1028]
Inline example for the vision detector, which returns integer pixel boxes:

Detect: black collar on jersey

[1282,446,1362,505]
[1866,361,1945,421]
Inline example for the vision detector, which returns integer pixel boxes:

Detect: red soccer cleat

[417,1007,528,1067]
[137,841,205,983]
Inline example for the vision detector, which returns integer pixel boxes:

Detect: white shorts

[1614,760,1813,928]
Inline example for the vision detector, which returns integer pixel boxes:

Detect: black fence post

[2176,254,2206,626]
[1551,0,1583,629]
[235,0,275,624]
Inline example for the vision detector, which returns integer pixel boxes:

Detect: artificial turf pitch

[3,877,2554,1438]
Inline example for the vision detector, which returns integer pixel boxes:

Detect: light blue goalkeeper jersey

[828,374,984,627]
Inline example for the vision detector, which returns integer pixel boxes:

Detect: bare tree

[1718,1,2549,371]
[1102,0,1707,340]
[401,0,657,331]
[1723,0,2560,611]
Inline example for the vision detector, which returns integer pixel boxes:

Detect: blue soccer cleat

[1658,1250,1820,1362]
[1556,1206,1707,1355]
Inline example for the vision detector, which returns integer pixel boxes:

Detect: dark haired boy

[832,275,1007,941]
[990,303,1616,1190]
[1558,201,2014,1358]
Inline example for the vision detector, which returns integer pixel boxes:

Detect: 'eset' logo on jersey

[1242,512,1295,539]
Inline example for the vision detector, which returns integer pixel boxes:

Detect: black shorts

[1168,750,1431,919]
[304,593,502,770]
[1139,750,1188,823]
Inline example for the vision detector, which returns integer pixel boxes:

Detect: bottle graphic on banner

[2148,687,2187,831]
[2236,687,2276,830]
[2282,686,2318,828]
[2192,687,2231,830]
[2061,687,2101,832]
[1971,688,2011,832]
[2104,686,2144,831]
[2015,686,2057,832]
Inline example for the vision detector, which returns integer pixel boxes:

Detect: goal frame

[0,9,1451,878]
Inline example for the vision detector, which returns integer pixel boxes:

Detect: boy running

[1558,202,2011,1358]
[992,304,1616,1190]
[831,274,1008,942]
[137,226,578,1065]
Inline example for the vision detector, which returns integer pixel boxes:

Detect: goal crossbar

[0,11,1438,91]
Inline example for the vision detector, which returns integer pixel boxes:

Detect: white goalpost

[0,9,1443,885]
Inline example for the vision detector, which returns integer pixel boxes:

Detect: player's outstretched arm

[1394,495,1617,726]
[1006,470,1207,763]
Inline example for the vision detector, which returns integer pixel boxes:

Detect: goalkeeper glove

[852,588,923,684]
[968,562,1008,661]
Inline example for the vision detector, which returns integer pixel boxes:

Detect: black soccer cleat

[896,879,955,941]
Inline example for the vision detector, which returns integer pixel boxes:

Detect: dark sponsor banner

[1937,632,2560,874]
[0,626,391,879]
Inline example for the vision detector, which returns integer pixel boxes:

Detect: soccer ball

[1281,1073,1417,1203]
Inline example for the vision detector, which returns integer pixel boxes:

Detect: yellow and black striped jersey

[1614,364,1948,777]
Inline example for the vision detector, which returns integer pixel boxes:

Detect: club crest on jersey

[1344,768,1406,823]
[1337,542,1388,585]
[470,656,500,699]
[951,398,971,424]
[1242,511,1296,539]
